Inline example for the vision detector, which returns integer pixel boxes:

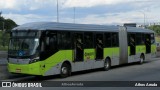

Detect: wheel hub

[140,58,143,63]
[105,61,109,68]
[62,67,67,74]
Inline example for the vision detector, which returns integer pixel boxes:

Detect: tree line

[0,14,17,49]
[148,25,160,36]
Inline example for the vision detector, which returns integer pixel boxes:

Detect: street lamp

[74,7,75,24]
[139,11,146,28]
[57,0,59,23]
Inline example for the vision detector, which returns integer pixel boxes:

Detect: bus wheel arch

[103,57,111,71]
[139,53,145,64]
[60,61,72,78]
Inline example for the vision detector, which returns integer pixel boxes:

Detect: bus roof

[13,22,154,33]
[126,26,154,33]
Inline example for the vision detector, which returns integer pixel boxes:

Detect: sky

[0,0,160,25]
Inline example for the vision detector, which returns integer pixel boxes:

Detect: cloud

[0,0,159,13]
[73,9,160,25]
[1,0,160,25]
[0,0,56,10]
[3,6,160,25]
[0,0,18,10]
[4,13,56,25]
[75,13,132,25]
[63,0,125,8]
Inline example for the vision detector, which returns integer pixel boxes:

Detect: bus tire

[60,63,71,78]
[139,54,145,64]
[103,58,111,71]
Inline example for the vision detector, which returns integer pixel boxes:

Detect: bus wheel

[103,59,111,71]
[139,55,145,64]
[60,63,70,78]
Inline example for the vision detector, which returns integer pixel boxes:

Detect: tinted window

[136,33,144,45]
[128,33,136,46]
[95,34,103,47]
[112,33,119,47]
[104,33,112,47]
[84,33,93,48]
[58,32,71,49]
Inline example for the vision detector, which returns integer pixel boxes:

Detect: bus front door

[129,34,136,55]
[95,34,104,60]
[74,33,84,61]
[145,34,151,54]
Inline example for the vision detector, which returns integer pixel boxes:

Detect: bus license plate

[16,69,21,73]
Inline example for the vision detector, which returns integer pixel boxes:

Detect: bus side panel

[65,50,73,61]
[112,47,120,66]
[151,44,156,58]
[128,46,134,63]
[104,48,112,59]
[128,45,145,63]
[145,44,156,61]
[119,27,128,64]
[136,45,145,61]
[8,62,42,75]
[43,50,72,76]
[84,49,95,61]
[83,49,95,70]
[104,47,119,66]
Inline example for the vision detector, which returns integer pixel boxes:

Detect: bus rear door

[95,33,104,60]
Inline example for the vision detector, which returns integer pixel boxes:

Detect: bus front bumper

[8,62,42,76]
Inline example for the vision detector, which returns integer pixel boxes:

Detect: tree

[148,25,160,36]
[4,19,17,32]
[0,16,5,30]
[0,12,17,48]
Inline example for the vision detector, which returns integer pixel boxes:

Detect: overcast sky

[0,0,160,25]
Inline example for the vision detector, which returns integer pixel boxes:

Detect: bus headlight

[29,57,40,64]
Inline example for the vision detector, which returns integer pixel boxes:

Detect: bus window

[145,34,151,54]
[84,33,93,49]
[111,33,119,47]
[129,34,136,55]
[74,33,84,61]
[58,32,71,49]
[136,33,144,45]
[95,34,103,60]
[40,31,58,60]
[104,33,112,47]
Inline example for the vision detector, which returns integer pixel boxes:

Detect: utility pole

[139,11,146,28]
[0,11,2,17]
[74,7,75,24]
[57,0,59,23]
[143,12,145,28]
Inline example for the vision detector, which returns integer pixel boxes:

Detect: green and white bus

[8,22,156,77]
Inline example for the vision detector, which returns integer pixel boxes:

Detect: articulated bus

[8,22,156,77]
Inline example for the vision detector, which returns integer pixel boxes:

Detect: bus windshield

[8,38,39,57]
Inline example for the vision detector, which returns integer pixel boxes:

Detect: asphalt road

[1,50,160,90]
[0,58,159,81]
[1,58,160,90]
[7,58,159,81]
[54,58,160,81]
